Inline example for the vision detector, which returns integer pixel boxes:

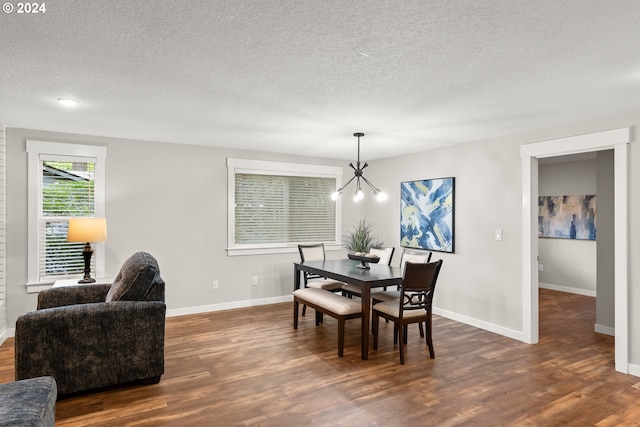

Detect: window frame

[26,140,107,292]
[227,158,343,256]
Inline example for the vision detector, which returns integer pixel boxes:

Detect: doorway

[520,127,630,374]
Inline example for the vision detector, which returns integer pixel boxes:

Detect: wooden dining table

[294,259,403,360]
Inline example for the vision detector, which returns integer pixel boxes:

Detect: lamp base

[78,242,95,284]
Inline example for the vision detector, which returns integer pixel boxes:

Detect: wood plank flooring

[2,289,640,426]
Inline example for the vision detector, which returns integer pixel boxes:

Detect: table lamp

[67,217,108,283]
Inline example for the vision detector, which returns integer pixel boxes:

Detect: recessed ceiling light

[57,98,79,107]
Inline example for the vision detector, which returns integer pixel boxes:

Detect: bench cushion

[294,288,361,315]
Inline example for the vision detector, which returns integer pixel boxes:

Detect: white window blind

[39,159,96,279]
[235,174,336,244]
[227,158,343,256]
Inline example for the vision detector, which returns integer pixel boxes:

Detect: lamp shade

[67,217,108,243]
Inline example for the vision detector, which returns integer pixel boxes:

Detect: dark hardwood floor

[2,289,639,426]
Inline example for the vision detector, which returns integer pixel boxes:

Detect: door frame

[520,127,630,373]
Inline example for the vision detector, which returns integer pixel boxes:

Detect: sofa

[0,376,57,427]
[15,252,166,395]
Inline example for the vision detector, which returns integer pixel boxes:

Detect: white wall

[0,127,6,340]
[5,108,640,372]
[538,159,597,295]
[5,128,364,327]
[362,137,524,333]
[360,109,640,369]
[596,150,615,333]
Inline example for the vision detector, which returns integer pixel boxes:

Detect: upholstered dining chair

[371,248,432,303]
[372,259,443,364]
[298,243,345,317]
[371,248,432,338]
[342,246,395,298]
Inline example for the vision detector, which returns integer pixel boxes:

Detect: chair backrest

[368,247,395,266]
[298,243,326,262]
[105,251,165,302]
[399,248,432,272]
[399,260,443,314]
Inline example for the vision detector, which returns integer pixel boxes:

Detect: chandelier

[331,133,387,202]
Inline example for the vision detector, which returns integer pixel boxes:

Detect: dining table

[294,259,403,360]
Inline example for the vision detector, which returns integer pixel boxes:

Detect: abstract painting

[538,195,596,240]
[401,177,454,253]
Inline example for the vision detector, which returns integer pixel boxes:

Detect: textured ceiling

[2,1,640,160]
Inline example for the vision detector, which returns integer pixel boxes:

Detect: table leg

[294,265,301,291]
[361,284,371,360]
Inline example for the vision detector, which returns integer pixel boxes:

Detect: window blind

[39,160,95,279]
[235,174,336,244]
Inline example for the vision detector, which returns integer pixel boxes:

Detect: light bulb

[354,190,364,202]
[330,191,341,200]
[57,98,79,107]
[376,192,388,201]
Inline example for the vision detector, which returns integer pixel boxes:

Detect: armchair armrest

[37,284,112,309]
[16,301,166,395]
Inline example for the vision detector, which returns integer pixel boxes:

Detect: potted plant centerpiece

[343,219,383,269]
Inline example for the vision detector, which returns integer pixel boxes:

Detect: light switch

[495,229,503,241]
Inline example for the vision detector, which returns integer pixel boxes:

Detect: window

[227,158,343,256]
[27,141,107,290]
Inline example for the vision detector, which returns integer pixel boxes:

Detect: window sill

[25,282,54,294]
[26,277,115,293]
[227,243,343,257]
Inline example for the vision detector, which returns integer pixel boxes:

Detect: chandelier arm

[360,175,381,193]
[337,174,358,192]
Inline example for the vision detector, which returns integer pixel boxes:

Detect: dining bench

[293,287,362,357]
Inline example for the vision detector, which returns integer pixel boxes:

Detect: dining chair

[371,248,432,338]
[298,243,345,317]
[372,259,443,365]
[342,246,395,298]
[371,248,432,303]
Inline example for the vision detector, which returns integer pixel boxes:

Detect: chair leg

[293,300,299,329]
[338,318,345,357]
[372,311,379,349]
[403,325,408,345]
[315,310,323,326]
[426,314,435,359]
[302,304,307,316]
[398,321,405,365]
[419,322,424,338]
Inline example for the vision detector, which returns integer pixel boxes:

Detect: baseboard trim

[166,295,293,317]
[1,328,14,340]
[433,307,526,342]
[594,323,615,336]
[539,282,596,297]
[628,363,640,378]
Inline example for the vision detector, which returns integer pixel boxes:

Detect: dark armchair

[15,252,166,395]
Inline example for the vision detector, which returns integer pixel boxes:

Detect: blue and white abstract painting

[401,178,455,253]
[538,195,596,240]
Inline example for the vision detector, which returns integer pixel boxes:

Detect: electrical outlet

[251,276,259,286]
[213,280,219,290]
[538,264,544,272]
